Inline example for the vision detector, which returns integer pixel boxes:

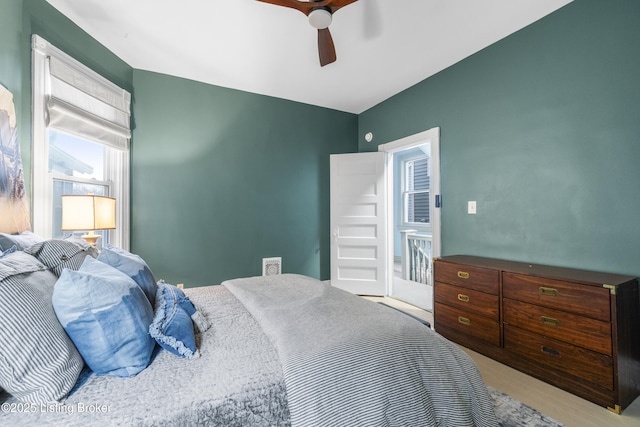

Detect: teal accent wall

[131,71,357,286]
[0,1,23,92]
[358,0,640,277]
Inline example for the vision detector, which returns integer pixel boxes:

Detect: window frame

[400,154,431,230]
[31,35,130,249]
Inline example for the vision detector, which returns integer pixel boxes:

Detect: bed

[0,237,498,427]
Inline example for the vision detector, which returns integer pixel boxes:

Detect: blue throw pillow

[97,245,157,306]
[170,284,209,333]
[52,256,155,377]
[149,282,200,359]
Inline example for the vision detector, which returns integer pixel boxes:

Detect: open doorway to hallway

[378,127,440,312]
[390,145,433,311]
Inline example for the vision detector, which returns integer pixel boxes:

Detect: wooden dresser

[433,255,640,413]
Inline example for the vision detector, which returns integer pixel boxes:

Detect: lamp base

[80,232,100,246]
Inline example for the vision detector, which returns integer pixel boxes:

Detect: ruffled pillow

[149,282,208,359]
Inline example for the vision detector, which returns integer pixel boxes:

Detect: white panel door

[330,152,387,295]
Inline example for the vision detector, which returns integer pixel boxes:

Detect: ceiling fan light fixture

[308,8,332,29]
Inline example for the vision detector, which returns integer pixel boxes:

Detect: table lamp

[61,194,116,246]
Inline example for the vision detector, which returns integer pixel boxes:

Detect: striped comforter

[224,274,498,427]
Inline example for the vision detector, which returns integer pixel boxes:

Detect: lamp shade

[61,195,116,231]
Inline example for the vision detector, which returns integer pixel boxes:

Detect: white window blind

[46,55,131,150]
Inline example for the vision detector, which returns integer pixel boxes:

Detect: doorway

[378,128,441,311]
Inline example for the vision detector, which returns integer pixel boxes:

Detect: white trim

[378,127,439,153]
[32,36,51,238]
[105,148,130,249]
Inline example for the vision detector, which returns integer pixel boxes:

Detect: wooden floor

[363,296,640,427]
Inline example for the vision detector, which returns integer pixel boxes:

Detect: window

[49,130,111,240]
[402,156,430,226]
[32,35,130,248]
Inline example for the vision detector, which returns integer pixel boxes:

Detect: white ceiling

[45,0,572,114]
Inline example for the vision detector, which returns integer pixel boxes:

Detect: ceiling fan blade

[258,0,358,67]
[255,0,309,14]
[326,0,359,11]
[256,0,359,15]
[312,0,359,15]
[318,28,336,67]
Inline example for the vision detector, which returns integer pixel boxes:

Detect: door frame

[378,127,441,297]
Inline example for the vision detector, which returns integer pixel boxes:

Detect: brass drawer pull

[539,287,558,297]
[458,316,471,326]
[541,346,560,357]
[457,294,470,302]
[541,316,560,327]
[457,271,470,279]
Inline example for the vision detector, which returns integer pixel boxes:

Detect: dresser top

[436,255,637,287]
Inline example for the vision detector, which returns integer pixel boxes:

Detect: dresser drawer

[503,299,612,355]
[504,325,613,390]
[435,302,500,346]
[435,283,499,320]
[435,261,499,294]
[503,272,611,321]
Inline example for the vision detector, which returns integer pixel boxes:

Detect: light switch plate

[468,201,477,214]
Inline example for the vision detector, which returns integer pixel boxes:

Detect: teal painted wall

[358,0,640,278]
[0,1,23,92]
[131,70,357,286]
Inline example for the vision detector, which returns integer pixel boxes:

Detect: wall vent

[262,257,282,276]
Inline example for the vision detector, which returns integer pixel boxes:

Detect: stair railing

[400,230,433,285]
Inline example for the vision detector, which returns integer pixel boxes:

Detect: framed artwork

[0,83,31,233]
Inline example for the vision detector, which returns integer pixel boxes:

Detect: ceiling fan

[257,0,359,67]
